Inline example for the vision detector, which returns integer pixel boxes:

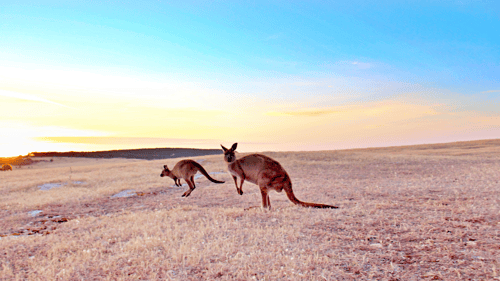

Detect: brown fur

[160,159,224,197]
[221,143,338,209]
[1,164,12,171]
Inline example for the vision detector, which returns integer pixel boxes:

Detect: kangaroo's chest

[228,162,259,184]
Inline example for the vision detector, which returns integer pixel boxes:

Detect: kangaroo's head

[221,143,238,163]
[160,165,173,178]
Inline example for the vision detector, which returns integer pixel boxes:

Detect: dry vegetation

[1,140,499,280]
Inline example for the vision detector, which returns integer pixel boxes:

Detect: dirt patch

[0,183,230,238]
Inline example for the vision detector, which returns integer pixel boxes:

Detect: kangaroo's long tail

[193,162,225,184]
[283,176,338,209]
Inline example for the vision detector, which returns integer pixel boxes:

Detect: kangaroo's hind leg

[182,176,197,197]
[259,186,271,210]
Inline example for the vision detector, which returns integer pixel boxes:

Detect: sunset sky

[1,1,499,157]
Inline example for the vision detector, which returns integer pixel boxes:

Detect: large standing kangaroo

[161,159,224,197]
[221,143,338,209]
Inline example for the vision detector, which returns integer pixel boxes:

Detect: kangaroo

[221,143,338,209]
[160,159,225,197]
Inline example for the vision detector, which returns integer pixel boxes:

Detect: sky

[1,0,499,157]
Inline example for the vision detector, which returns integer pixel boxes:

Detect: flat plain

[1,139,499,280]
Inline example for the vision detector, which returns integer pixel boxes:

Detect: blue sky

[1,1,499,156]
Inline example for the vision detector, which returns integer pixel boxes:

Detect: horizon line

[2,137,499,159]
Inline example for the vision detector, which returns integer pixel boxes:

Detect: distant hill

[0,155,35,166]
[31,147,222,160]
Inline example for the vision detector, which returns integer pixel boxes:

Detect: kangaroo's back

[230,154,283,185]
[173,159,199,178]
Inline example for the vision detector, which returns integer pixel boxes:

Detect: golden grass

[1,139,500,280]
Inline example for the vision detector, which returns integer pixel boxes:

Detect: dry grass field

[1,139,499,280]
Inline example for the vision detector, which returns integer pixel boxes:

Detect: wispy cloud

[481,90,500,94]
[36,137,220,146]
[265,99,443,120]
[350,61,373,69]
[0,89,74,109]
[266,108,339,117]
[265,32,285,40]
[323,60,374,70]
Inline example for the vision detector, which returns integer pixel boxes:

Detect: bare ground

[1,139,499,280]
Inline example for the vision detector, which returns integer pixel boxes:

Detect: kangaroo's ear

[231,143,238,151]
[221,144,228,152]
[163,165,168,169]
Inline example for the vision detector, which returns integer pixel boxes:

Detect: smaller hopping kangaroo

[160,159,225,197]
[221,143,338,209]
